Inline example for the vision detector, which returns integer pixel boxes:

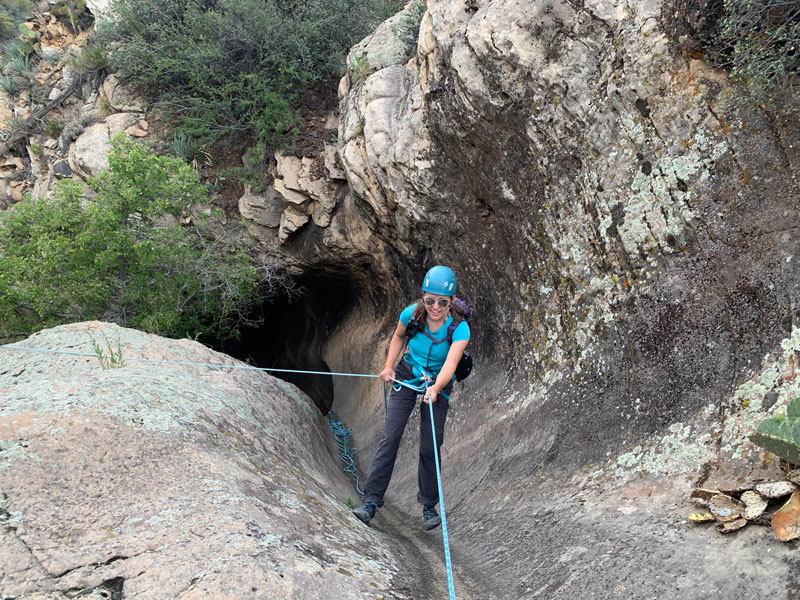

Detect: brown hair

[413,296,464,327]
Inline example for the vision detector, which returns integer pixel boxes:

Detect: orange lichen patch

[772,491,800,542]
[0,411,38,440]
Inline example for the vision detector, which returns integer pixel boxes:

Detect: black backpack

[404,298,473,381]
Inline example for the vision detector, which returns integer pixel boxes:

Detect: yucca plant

[0,74,18,96]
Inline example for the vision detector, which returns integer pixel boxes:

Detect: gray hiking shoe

[353,502,378,524]
[423,505,441,530]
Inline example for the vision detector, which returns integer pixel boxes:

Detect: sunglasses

[423,297,451,308]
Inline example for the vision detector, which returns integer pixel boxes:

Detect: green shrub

[98,0,399,147]
[0,0,33,40]
[0,0,33,23]
[43,119,62,139]
[712,0,800,114]
[0,1,32,48]
[372,0,405,21]
[72,41,108,77]
[0,135,290,340]
[0,13,15,40]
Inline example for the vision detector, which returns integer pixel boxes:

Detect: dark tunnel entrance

[213,266,365,414]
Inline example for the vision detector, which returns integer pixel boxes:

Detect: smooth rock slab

[0,322,414,599]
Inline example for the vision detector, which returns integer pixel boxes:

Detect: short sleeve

[451,320,470,342]
[399,304,418,326]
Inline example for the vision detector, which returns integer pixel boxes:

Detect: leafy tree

[0,135,293,340]
[98,0,402,147]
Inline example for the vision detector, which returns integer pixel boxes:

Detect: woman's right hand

[379,366,395,382]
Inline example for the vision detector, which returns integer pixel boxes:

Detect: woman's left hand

[423,385,440,404]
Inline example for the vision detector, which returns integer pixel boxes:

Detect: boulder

[52,159,72,178]
[67,113,139,179]
[324,142,347,181]
[273,151,340,228]
[238,186,285,228]
[100,73,146,114]
[86,0,113,24]
[0,322,418,599]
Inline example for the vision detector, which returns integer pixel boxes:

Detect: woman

[353,265,470,530]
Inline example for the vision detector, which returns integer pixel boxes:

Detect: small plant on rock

[6,48,31,76]
[2,115,30,137]
[44,120,62,139]
[90,332,125,369]
[168,130,197,163]
[751,397,800,466]
[59,116,87,142]
[712,0,800,115]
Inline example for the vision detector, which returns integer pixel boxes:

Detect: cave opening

[212,265,369,414]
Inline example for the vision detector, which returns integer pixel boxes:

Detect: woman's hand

[379,366,395,382]
[423,384,441,404]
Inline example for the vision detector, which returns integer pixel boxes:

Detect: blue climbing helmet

[422,265,457,296]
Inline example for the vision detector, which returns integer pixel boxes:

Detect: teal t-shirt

[399,303,470,375]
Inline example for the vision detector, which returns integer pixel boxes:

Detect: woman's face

[422,293,452,321]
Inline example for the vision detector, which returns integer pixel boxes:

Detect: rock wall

[336,0,800,470]
[327,0,800,596]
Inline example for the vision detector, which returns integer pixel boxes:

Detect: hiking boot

[423,505,441,530]
[353,502,378,524]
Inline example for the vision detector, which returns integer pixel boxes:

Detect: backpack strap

[446,321,458,345]
[404,305,425,342]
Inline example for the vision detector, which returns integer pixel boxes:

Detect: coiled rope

[326,412,363,495]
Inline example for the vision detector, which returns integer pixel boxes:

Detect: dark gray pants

[363,360,451,508]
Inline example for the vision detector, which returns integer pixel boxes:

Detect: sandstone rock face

[0,322,428,599]
[327,0,800,596]
[238,186,284,228]
[100,74,146,114]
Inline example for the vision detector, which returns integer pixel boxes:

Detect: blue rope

[423,380,457,600]
[0,345,381,378]
[327,413,363,496]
